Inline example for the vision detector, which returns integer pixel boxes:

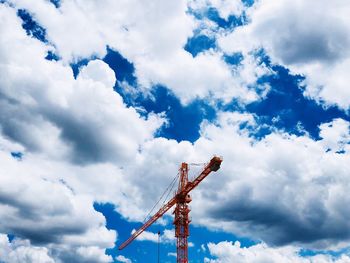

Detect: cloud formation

[188,114,350,247]
[1,0,350,262]
[0,4,162,164]
[219,0,350,109]
[205,241,350,263]
[7,0,268,104]
[0,235,54,263]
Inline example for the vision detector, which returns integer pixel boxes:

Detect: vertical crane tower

[118,156,223,263]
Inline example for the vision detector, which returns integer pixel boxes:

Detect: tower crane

[118,156,223,263]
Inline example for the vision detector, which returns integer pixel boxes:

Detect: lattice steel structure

[118,156,223,263]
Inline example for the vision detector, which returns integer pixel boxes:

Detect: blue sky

[0,0,350,262]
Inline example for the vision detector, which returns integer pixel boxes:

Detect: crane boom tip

[209,156,223,172]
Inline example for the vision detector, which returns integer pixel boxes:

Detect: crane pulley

[118,156,223,263]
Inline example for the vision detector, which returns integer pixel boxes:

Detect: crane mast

[118,156,223,263]
[174,162,190,263]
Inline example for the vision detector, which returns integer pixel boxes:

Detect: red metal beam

[118,196,177,250]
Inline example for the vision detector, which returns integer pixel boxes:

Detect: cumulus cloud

[79,59,117,89]
[6,0,269,104]
[218,0,350,109]
[0,235,54,263]
[1,0,350,261]
[188,114,350,248]
[0,4,159,262]
[0,4,163,164]
[131,230,159,243]
[0,6,168,261]
[205,241,350,263]
[319,118,350,153]
[116,255,132,263]
[130,229,175,244]
[0,144,117,262]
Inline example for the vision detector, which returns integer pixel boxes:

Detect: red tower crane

[118,156,223,263]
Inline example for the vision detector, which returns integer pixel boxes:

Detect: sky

[0,0,350,262]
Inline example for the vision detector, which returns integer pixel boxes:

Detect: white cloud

[135,49,259,104]
[0,148,116,263]
[0,235,54,263]
[189,0,245,21]
[6,0,269,104]
[0,4,160,262]
[162,229,176,243]
[1,1,350,262]
[207,0,244,19]
[205,241,350,263]
[116,255,132,263]
[218,0,350,109]
[75,246,113,263]
[0,3,163,164]
[319,118,350,152]
[131,229,159,243]
[131,228,176,244]
[79,59,116,89]
[188,113,350,248]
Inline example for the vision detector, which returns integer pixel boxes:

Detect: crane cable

[159,173,178,209]
[142,162,205,223]
[142,172,180,223]
[157,231,160,263]
[189,163,206,166]
[188,162,206,182]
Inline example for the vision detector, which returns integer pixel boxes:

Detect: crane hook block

[209,156,222,172]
